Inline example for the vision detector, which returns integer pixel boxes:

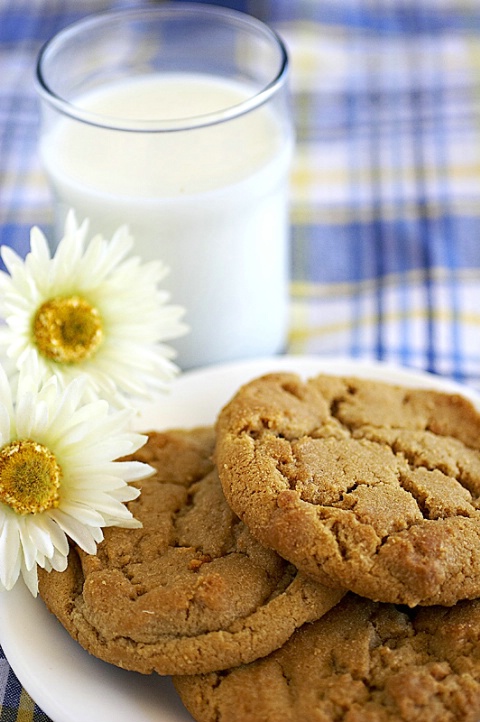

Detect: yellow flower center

[0,440,62,515]
[33,295,103,364]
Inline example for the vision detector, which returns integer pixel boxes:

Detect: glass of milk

[35,3,294,370]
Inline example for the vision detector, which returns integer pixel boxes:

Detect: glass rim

[35,2,289,133]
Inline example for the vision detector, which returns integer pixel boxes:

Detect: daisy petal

[49,508,101,555]
[0,210,186,409]
[20,562,39,597]
[0,514,21,590]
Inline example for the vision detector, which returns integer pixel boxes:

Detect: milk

[39,73,293,369]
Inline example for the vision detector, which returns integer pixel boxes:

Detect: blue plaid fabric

[1,0,480,718]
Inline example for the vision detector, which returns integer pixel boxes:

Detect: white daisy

[0,357,152,596]
[0,211,188,408]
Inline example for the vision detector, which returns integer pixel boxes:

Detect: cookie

[215,372,480,606]
[38,427,343,676]
[174,593,480,722]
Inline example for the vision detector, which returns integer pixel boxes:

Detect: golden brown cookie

[215,372,480,606]
[174,593,480,722]
[38,427,343,676]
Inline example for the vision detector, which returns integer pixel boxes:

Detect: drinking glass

[35,3,294,369]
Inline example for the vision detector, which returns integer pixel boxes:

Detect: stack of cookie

[39,372,480,722]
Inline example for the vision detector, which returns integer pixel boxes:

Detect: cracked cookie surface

[38,427,342,675]
[215,373,480,605]
[174,593,480,722]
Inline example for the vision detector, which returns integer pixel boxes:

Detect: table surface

[1,0,480,719]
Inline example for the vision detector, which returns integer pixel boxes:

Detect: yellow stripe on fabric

[290,198,480,224]
[290,267,480,300]
[16,688,35,722]
[292,162,480,194]
[290,202,480,226]
[290,306,480,344]
[288,312,354,347]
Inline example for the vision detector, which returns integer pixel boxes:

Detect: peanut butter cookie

[174,593,480,722]
[215,372,480,606]
[38,427,343,675]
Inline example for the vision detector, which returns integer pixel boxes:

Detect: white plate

[0,354,478,722]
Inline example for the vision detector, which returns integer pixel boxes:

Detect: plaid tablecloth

[1,0,480,719]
